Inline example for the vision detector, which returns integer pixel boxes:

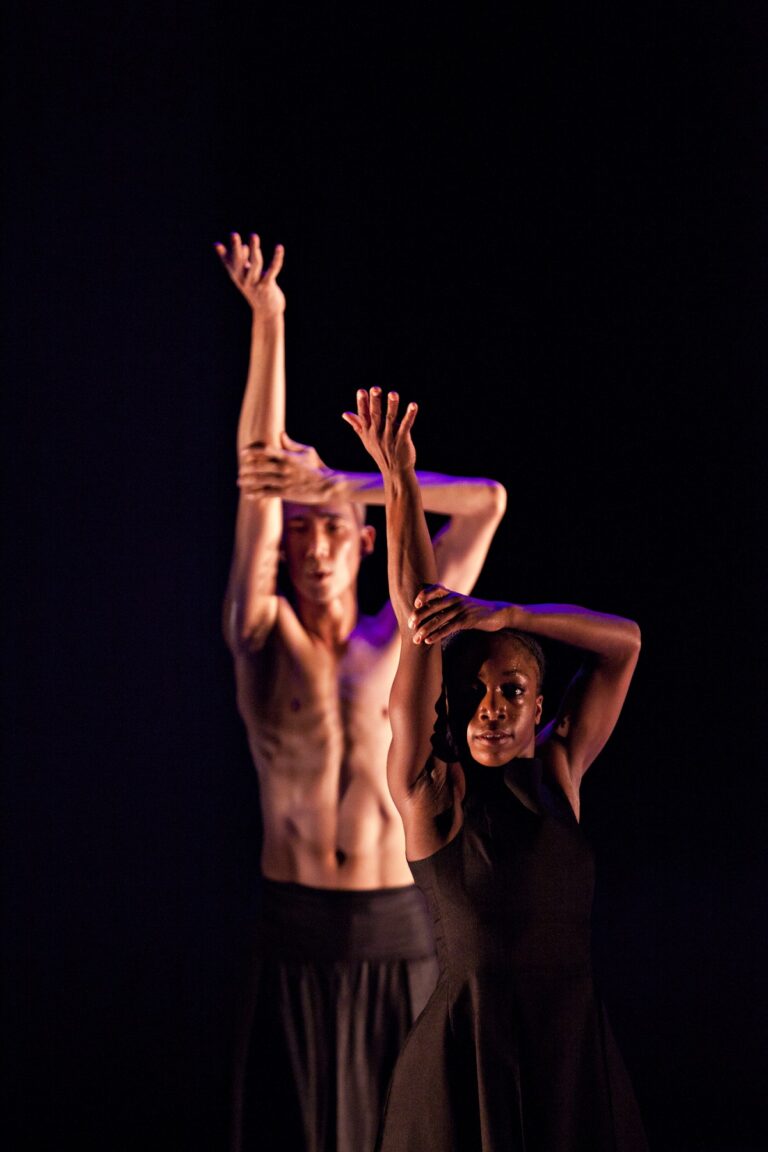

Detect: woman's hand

[237,433,335,503]
[215,232,285,319]
[408,584,514,645]
[342,388,417,477]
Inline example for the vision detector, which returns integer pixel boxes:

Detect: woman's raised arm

[342,390,446,814]
[408,589,641,790]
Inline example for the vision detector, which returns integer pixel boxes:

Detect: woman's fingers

[414,583,449,609]
[397,401,418,443]
[346,388,417,457]
[341,411,363,435]
[414,607,467,644]
[356,389,371,427]
[385,391,399,427]
[369,387,383,428]
[410,596,462,636]
[415,613,462,643]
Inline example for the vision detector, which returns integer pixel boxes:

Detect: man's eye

[503,683,524,698]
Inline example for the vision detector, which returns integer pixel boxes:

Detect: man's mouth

[473,731,512,743]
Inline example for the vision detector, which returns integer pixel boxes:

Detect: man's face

[281,502,373,605]
[459,636,543,766]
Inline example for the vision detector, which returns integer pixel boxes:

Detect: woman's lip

[474,732,512,741]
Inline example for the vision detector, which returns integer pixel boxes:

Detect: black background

[3,3,767,1150]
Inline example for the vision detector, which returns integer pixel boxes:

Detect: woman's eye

[503,683,524,698]
[459,683,484,707]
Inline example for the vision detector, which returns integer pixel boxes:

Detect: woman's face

[460,636,543,766]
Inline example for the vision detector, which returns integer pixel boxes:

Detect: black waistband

[255,879,435,962]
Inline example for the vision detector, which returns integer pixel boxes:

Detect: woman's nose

[480,690,506,718]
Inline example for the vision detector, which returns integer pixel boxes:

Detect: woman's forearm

[507,603,641,664]
[385,467,439,630]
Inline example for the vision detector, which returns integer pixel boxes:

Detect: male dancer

[216,233,506,1152]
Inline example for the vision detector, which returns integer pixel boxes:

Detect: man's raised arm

[239,437,507,595]
[216,233,286,655]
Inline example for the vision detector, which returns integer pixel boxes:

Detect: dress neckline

[463,757,575,823]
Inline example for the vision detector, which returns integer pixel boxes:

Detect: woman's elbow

[622,620,642,661]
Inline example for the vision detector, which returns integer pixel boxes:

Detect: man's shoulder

[352,602,398,650]
[233,595,309,665]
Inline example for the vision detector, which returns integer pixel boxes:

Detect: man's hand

[237,433,337,503]
[342,388,417,478]
[407,585,512,645]
[215,232,285,319]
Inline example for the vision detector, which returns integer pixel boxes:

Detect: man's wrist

[250,310,284,332]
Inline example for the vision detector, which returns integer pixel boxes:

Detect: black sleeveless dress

[376,759,648,1152]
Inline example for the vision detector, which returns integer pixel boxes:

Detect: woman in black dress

[343,389,648,1152]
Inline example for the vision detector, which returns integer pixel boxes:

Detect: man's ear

[360,525,376,557]
[535,694,544,726]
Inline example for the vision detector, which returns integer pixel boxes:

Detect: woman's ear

[535,694,544,726]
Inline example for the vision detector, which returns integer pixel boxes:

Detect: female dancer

[343,389,648,1151]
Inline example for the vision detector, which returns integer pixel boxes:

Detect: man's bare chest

[245,633,397,761]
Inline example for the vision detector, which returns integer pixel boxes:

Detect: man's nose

[306,524,329,557]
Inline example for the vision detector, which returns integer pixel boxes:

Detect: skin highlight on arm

[216,233,286,656]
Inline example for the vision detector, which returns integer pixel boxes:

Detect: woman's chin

[470,737,516,766]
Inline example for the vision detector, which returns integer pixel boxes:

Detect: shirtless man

[216,233,506,1152]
